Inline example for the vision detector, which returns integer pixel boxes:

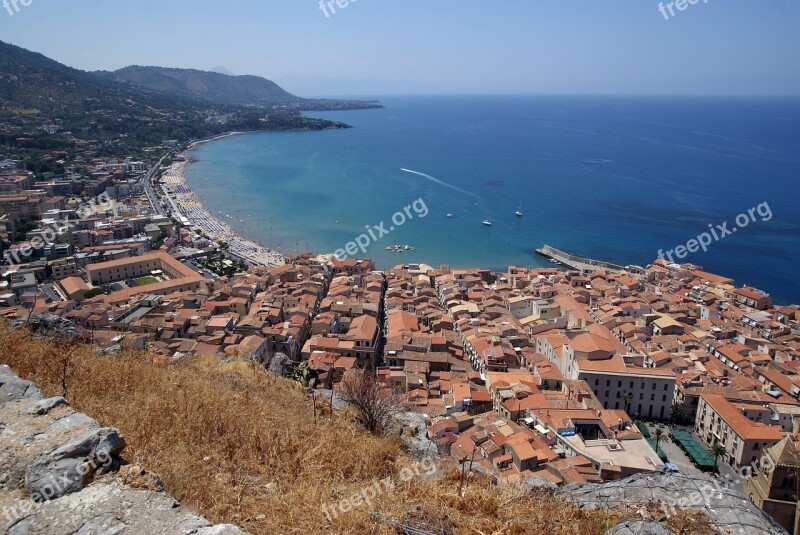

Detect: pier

[535,245,644,275]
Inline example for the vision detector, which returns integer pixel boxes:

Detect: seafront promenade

[160,161,285,267]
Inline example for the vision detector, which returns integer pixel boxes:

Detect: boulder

[25,427,126,501]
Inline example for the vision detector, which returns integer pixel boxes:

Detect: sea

[184,95,800,304]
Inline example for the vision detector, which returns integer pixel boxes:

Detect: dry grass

[0,323,712,534]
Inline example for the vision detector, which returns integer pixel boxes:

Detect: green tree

[622,391,632,414]
[710,442,727,472]
[653,428,665,457]
[670,402,684,426]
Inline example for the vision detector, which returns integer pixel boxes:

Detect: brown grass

[0,323,714,534]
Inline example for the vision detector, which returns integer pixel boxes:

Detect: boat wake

[401,168,477,198]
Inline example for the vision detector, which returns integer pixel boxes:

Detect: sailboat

[482,219,492,226]
[515,201,523,217]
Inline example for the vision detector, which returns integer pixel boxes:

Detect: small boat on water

[447,213,453,218]
[515,201,523,217]
[482,219,492,226]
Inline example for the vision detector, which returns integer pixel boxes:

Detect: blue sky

[1,0,798,96]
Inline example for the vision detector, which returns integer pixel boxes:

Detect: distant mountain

[96,66,382,111]
[100,66,299,107]
[0,40,357,157]
[0,40,198,118]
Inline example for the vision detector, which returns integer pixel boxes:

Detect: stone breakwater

[0,365,246,535]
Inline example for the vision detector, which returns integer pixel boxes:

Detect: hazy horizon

[1,1,798,97]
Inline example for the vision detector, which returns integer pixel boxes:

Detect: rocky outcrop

[0,365,246,535]
[11,313,89,342]
[560,472,788,535]
[604,520,676,535]
[266,352,292,378]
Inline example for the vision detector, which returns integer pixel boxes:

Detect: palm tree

[710,442,727,472]
[653,428,665,458]
[670,402,684,427]
[622,392,632,414]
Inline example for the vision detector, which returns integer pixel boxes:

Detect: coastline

[187,131,245,151]
[161,158,286,268]
[171,97,800,306]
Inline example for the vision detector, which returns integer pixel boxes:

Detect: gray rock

[267,352,292,377]
[51,427,125,461]
[0,367,249,534]
[73,514,128,535]
[7,516,34,535]
[605,520,676,535]
[313,388,349,412]
[195,525,248,535]
[12,313,89,342]
[46,411,97,431]
[2,479,238,535]
[560,472,788,535]
[512,474,559,493]
[0,374,44,403]
[25,457,87,501]
[33,397,68,415]
[25,428,125,500]
[393,411,440,461]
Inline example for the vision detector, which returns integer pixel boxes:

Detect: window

[606,380,610,387]
[664,384,669,391]
[616,392,621,398]
[639,393,643,400]
[662,395,667,402]
[651,394,655,401]
[595,379,599,386]
[617,381,622,388]
[641,382,645,389]
[630,381,634,389]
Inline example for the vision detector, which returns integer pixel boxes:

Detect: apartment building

[695,394,784,469]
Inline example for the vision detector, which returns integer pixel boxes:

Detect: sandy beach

[161,160,286,268]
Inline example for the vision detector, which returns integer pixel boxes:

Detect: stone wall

[0,364,246,535]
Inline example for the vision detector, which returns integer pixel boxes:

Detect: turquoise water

[185,96,800,303]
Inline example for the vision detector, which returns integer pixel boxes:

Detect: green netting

[669,429,716,468]
[637,423,651,438]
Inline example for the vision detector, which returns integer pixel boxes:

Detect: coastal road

[141,151,172,216]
